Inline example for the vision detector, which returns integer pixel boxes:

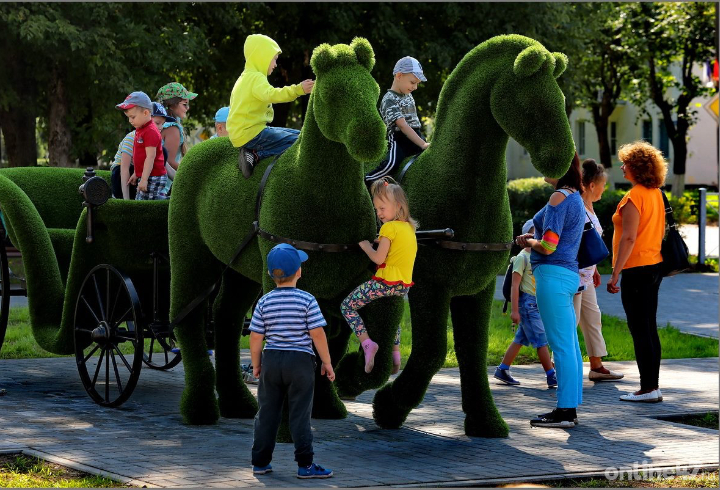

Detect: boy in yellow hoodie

[228,34,314,178]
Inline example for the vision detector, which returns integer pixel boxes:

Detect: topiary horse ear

[351,37,375,72]
[311,43,335,77]
[552,52,568,78]
[513,46,547,78]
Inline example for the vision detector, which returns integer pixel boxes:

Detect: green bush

[507,177,553,237]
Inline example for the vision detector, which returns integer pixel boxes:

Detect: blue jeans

[534,264,583,409]
[245,127,300,160]
[513,292,548,348]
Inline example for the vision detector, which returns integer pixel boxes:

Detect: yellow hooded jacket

[227,34,305,148]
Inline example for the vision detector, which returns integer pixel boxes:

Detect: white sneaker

[619,389,663,403]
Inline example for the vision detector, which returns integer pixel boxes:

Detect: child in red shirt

[115,91,167,200]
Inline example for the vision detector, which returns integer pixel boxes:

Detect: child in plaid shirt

[115,91,168,200]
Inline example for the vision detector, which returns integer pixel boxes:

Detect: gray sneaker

[494,367,520,385]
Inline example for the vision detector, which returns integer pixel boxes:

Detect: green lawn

[0,454,121,488]
[5,301,716,368]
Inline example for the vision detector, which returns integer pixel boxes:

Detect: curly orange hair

[617,141,668,189]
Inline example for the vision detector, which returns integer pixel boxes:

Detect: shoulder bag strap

[660,188,675,228]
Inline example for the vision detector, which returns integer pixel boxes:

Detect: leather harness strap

[257,228,359,252]
[430,240,512,251]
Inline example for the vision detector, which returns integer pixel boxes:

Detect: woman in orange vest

[607,141,667,403]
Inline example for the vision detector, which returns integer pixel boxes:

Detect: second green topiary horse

[371,35,577,437]
[168,38,406,425]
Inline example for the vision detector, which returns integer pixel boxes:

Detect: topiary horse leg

[311,315,348,419]
[373,286,450,429]
[171,257,221,425]
[450,283,509,438]
[335,296,404,400]
[214,269,260,419]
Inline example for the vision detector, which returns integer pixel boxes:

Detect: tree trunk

[670,135,688,197]
[47,65,73,167]
[0,107,38,167]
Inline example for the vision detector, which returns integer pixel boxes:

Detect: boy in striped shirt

[249,243,335,479]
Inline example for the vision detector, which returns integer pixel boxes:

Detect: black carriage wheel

[74,264,144,407]
[0,246,10,353]
[140,323,182,370]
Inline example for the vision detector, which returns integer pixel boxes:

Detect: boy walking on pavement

[250,243,334,479]
[115,91,168,200]
[365,56,429,185]
[494,220,557,388]
[227,34,314,179]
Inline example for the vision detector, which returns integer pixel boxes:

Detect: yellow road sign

[704,94,718,121]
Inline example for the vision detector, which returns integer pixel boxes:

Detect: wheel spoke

[80,295,101,325]
[82,344,101,363]
[105,269,111,323]
[113,345,133,372]
[92,274,106,321]
[163,345,169,365]
[114,306,133,327]
[110,348,123,393]
[147,337,155,362]
[76,327,94,334]
[91,346,106,387]
[108,282,123,327]
[105,348,110,402]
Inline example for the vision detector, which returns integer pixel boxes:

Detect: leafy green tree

[573,3,634,169]
[623,1,716,196]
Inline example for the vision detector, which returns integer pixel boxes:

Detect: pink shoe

[392,350,401,374]
[361,339,379,373]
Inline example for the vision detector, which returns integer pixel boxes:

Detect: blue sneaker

[494,367,520,385]
[547,373,558,388]
[253,464,272,475]
[297,463,333,479]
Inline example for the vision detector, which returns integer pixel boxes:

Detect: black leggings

[620,263,663,390]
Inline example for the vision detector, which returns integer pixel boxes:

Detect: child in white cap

[365,56,429,185]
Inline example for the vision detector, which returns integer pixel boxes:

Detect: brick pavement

[0,355,717,487]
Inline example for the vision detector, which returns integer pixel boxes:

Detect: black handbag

[660,191,690,277]
[577,211,609,269]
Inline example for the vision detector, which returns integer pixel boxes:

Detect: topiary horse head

[168,38,406,425]
[370,35,576,437]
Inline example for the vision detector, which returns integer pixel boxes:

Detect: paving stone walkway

[0,355,717,487]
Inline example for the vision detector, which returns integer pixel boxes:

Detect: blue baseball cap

[214,106,229,123]
[267,243,308,279]
[116,91,152,110]
[151,102,176,123]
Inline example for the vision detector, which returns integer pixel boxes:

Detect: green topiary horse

[371,35,576,437]
[168,38,406,425]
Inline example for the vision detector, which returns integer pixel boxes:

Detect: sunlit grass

[0,454,121,488]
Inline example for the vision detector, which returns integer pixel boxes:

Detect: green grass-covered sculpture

[0,167,124,354]
[370,35,576,437]
[168,38,406,424]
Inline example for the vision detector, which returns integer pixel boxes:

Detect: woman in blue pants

[516,153,585,428]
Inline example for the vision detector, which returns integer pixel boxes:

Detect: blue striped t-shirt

[249,287,326,356]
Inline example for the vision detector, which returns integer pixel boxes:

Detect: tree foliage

[4,1,708,171]
[621,2,716,194]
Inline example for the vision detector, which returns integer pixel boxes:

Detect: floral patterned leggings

[340,279,410,345]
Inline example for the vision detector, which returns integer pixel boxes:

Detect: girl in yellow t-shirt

[341,177,418,374]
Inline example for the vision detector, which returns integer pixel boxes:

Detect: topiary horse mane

[366,34,576,437]
[168,38,406,425]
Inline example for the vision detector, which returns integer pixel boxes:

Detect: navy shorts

[513,292,548,348]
